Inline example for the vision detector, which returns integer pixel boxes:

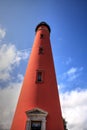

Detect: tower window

[40,34,44,39]
[39,47,44,54]
[37,72,42,82]
[36,71,44,83]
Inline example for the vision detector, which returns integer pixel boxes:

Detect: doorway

[31,121,41,130]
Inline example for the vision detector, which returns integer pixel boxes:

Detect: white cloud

[0,81,22,129]
[0,28,6,40]
[0,44,29,81]
[0,25,30,129]
[60,89,87,130]
[63,67,83,81]
[67,67,77,75]
[0,43,30,129]
[58,83,66,91]
[0,71,10,81]
[17,74,24,81]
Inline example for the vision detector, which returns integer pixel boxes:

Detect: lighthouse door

[31,121,41,130]
[26,108,48,130]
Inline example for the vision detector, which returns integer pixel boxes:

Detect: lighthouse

[10,22,64,130]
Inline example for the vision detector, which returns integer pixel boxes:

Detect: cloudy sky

[0,0,87,130]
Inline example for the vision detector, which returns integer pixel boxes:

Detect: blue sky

[0,0,87,130]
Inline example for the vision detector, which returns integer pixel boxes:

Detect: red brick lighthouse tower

[10,22,64,130]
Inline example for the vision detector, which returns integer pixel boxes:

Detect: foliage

[63,118,68,130]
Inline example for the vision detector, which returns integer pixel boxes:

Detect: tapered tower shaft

[10,22,64,130]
